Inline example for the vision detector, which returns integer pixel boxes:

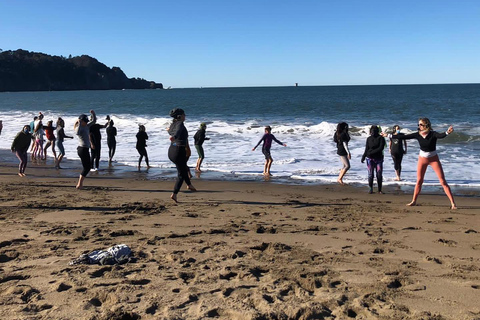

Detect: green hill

[0,49,163,92]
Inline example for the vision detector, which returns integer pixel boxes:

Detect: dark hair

[336,122,350,142]
[370,125,380,136]
[265,126,272,132]
[78,114,89,123]
[169,108,185,119]
[393,124,400,131]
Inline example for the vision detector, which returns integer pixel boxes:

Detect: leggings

[391,152,403,172]
[57,140,65,156]
[413,155,454,203]
[15,148,28,174]
[77,146,91,177]
[366,158,383,191]
[168,145,191,194]
[339,155,350,170]
[91,144,101,169]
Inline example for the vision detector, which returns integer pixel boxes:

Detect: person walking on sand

[74,110,96,189]
[167,108,196,203]
[389,125,407,181]
[333,122,351,185]
[194,122,210,172]
[55,117,73,169]
[382,118,457,209]
[11,125,32,177]
[252,126,287,176]
[43,120,57,162]
[136,125,150,169]
[361,125,386,194]
[106,116,117,164]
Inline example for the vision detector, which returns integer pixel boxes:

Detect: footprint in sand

[55,282,73,292]
[89,266,112,278]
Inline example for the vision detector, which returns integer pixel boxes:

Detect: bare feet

[76,185,83,190]
[406,201,416,206]
[337,179,345,185]
[170,193,178,203]
[187,185,197,192]
[451,204,457,210]
[394,177,401,181]
[18,172,24,177]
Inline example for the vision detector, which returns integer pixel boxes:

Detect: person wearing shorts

[252,126,287,176]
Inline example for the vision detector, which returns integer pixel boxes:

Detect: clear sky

[1,0,479,88]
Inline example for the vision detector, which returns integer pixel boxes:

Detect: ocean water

[1,84,479,189]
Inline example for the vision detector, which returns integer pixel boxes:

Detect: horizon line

[169,82,480,89]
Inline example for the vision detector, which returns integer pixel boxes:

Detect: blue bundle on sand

[69,244,133,265]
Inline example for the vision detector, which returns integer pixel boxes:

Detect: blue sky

[1,0,479,88]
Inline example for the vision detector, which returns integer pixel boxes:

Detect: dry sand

[0,156,479,320]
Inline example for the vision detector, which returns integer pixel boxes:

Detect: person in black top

[89,116,109,171]
[361,125,386,194]
[136,125,150,169]
[106,117,117,164]
[389,125,407,181]
[194,122,210,172]
[333,122,351,185]
[55,117,73,169]
[168,108,196,203]
[382,118,456,209]
[11,125,32,177]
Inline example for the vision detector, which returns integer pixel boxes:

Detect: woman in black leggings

[389,125,407,181]
[168,108,196,203]
[74,110,96,189]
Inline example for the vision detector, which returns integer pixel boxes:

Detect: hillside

[0,49,163,92]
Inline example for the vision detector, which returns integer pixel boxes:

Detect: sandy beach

[0,154,479,320]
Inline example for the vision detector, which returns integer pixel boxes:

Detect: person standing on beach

[55,117,73,169]
[361,125,386,194]
[333,122,351,185]
[74,110,96,189]
[382,118,457,209]
[89,116,109,172]
[106,116,117,164]
[136,125,150,169]
[29,116,37,153]
[389,125,407,181]
[11,125,32,177]
[32,113,46,160]
[194,122,210,172]
[43,120,57,162]
[167,108,196,203]
[0,120,3,135]
[252,125,287,176]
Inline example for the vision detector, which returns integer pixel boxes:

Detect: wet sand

[0,153,479,319]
